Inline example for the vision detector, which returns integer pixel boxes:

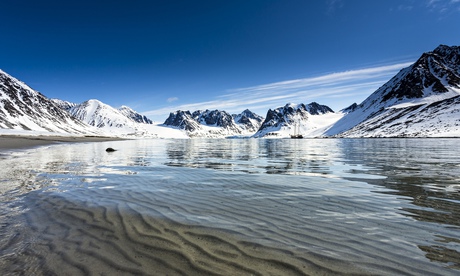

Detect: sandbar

[0,135,125,151]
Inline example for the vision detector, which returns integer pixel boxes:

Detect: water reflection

[163,138,460,268]
[165,139,340,176]
[337,139,460,225]
[1,138,459,272]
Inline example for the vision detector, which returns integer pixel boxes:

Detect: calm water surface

[0,138,459,275]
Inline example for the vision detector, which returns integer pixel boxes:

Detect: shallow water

[0,138,459,275]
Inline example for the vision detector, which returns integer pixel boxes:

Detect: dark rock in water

[106,147,116,152]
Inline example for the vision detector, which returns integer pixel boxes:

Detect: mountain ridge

[163,109,264,137]
[253,102,338,138]
[0,69,100,134]
[2,44,460,138]
[326,44,460,137]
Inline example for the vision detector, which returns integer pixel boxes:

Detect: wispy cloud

[393,0,460,16]
[426,0,460,16]
[326,0,344,15]
[396,4,414,11]
[144,61,413,119]
[167,97,178,103]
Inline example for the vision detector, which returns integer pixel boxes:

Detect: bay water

[0,138,459,275]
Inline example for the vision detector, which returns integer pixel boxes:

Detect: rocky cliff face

[163,109,264,137]
[51,98,77,111]
[326,45,460,137]
[232,109,265,132]
[163,110,202,132]
[118,105,153,124]
[0,69,97,134]
[192,109,241,133]
[254,102,335,137]
[3,44,460,138]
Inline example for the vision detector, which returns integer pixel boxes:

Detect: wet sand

[0,135,125,151]
[1,175,371,276]
[1,138,459,275]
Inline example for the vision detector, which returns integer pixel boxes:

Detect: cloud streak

[144,61,413,120]
[426,0,460,16]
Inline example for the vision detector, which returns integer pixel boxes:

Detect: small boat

[290,121,303,139]
[290,134,303,139]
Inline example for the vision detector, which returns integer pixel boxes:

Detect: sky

[1,0,460,122]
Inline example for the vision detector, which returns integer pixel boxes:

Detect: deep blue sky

[2,0,459,121]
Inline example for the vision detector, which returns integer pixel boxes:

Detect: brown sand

[1,138,457,275]
[0,135,125,151]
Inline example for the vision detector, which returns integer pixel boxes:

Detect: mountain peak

[233,109,264,132]
[164,109,264,137]
[0,69,97,133]
[433,44,459,55]
[254,102,334,137]
[327,44,460,137]
[118,105,153,124]
[373,44,460,104]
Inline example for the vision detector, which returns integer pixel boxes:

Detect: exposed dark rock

[256,102,333,134]
[232,109,264,132]
[341,103,358,113]
[163,109,263,136]
[118,106,153,124]
[0,70,94,133]
[192,110,242,133]
[164,110,201,132]
[380,45,460,103]
[306,102,334,115]
[327,44,460,137]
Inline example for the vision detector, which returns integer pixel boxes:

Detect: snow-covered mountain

[336,95,460,137]
[53,99,154,126]
[66,99,187,138]
[253,102,340,138]
[66,100,143,136]
[326,44,460,137]
[163,110,202,132]
[340,103,358,114]
[118,105,153,124]
[3,44,460,139]
[192,109,242,134]
[233,109,265,132]
[163,109,264,137]
[51,98,78,111]
[69,100,132,128]
[0,69,99,134]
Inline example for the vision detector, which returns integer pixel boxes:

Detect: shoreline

[0,135,126,151]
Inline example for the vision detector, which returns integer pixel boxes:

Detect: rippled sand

[2,173,367,275]
[1,139,459,275]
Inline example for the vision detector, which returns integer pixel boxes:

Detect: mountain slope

[68,99,147,135]
[326,44,460,137]
[163,109,264,137]
[51,98,78,111]
[163,110,202,133]
[233,109,265,132]
[253,102,339,138]
[118,105,153,124]
[68,99,185,138]
[0,70,98,134]
[337,95,460,137]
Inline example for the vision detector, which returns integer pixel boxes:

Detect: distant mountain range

[1,44,459,138]
[252,102,337,138]
[163,109,264,137]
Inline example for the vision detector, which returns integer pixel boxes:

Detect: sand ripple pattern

[1,139,459,275]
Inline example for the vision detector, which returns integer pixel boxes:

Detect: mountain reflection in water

[0,138,459,275]
[164,138,460,270]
